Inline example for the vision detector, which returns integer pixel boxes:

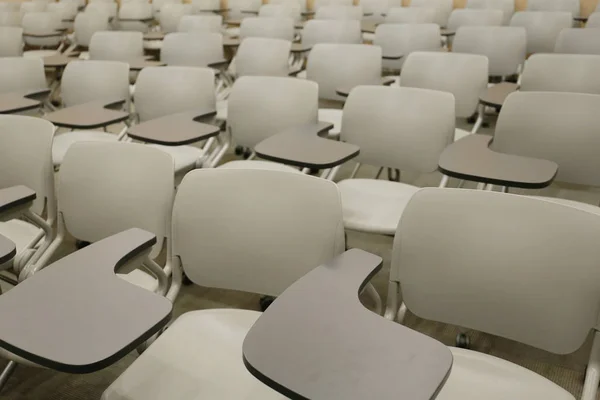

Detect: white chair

[177,14,222,32]
[239,17,295,41]
[301,19,361,47]
[527,0,579,15]
[270,0,306,13]
[85,2,118,19]
[89,0,118,3]
[314,5,363,20]
[101,168,348,400]
[159,3,193,33]
[51,61,130,167]
[20,1,47,15]
[465,0,515,25]
[89,31,144,61]
[133,66,225,174]
[47,1,78,29]
[389,187,600,400]
[118,2,153,32]
[190,0,220,13]
[374,23,442,71]
[555,28,600,55]
[0,11,21,26]
[400,51,489,141]
[384,6,437,23]
[60,0,85,10]
[21,12,64,57]
[228,0,262,20]
[453,26,526,78]
[0,2,19,12]
[509,11,572,54]
[0,57,48,95]
[307,44,383,137]
[161,32,225,66]
[447,9,504,31]
[313,0,353,11]
[337,86,453,235]
[152,0,182,19]
[586,12,600,27]
[72,11,111,51]
[361,0,403,22]
[258,4,301,21]
[234,37,293,77]
[0,26,23,56]
[0,115,56,283]
[409,0,453,27]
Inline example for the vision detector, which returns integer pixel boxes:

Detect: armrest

[382,54,403,60]
[0,186,36,217]
[23,31,63,38]
[479,82,519,108]
[381,77,396,86]
[103,98,127,110]
[438,134,558,189]
[241,9,259,14]
[243,249,452,400]
[208,59,229,68]
[23,88,51,102]
[288,66,305,76]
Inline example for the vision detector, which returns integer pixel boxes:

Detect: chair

[258,4,301,21]
[161,32,225,66]
[223,76,316,172]
[509,11,572,54]
[159,3,193,33]
[337,86,453,236]
[400,51,489,141]
[306,44,383,137]
[190,0,221,13]
[72,11,111,51]
[102,168,349,400]
[527,0,579,15]
[313,0,353,10]
[89,0,118,3]
[20,1,46,15]
[586,12,600,27]
[270,0,306,13]
[301,19,361,48]
[447,9,504,31]
[0,27,23,57]
[133,66,225,174]
[555,28,600,55]
[409,0,453,27]
[228,0,262,20]
[89,31,144,61]
[239,17,295,41]
[85,2,118,19]
[389,187,600,400]
[452,26,526,78]
[384,6,437,23]
[51,61,130,167]
[60,0,85,10]
[177,14,222,32]
[21,12,64,57]
[374,23,442,71]
[0,57,48,95]
[234,37,293,77]
[314,5,363,20]
[361,0,403,22]
[465,0,515,25]
[118,2,153,32]
[0,2,19,12]
[0,116,55,283]
[152,0,182,19]
[47,1,78,29]
[0,11,21,26]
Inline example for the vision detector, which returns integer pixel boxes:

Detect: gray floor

[0,113,598,399]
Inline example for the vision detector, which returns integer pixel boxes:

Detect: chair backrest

[452,26,526,77]
[159,3,192,33]
[270,0,305,12]
[341,86,454,173]
[0,115,55,216]
[228,76,318,148]
[0,57,47,94]
[59,142,174,258]
[177,14,222,32]
[190,0,220,13]
[0,26,22,56]
[61,60,130,107]
[0,11,21,26]
[0,2,20,12]
[555,28,600,55]
[134,66,216,122]
[447,9,504,30]
[160,32,225,66]
[60,0,84,8]
[409,0,453,26]
[401,51,488,118]
[361,0,403,21]
[118,3,153,32]
[313,0,353,10]
[235,37,291,77]
[152,0,181,17]
[228,0,261,16]
[492,91,600,186]
[465,0,514,25]
[315,5,363,20]
[394,188,600,355]
[86,2,117,18]
[89,31,144,61]
[20,1,46,14]
[520,53,600,95]
[527,0,579,14]
[172,169,345,297]
[259,4,301,21]
[90,0,118,3]
[21,12,62,47]
[384,6,437,23]
[374,23,442,70]
[239,17,294,41]
[307,43,382,101]
[74,12,110,47]
[586,12,600,27]
[47,1,78,26]
[509,11,572,54]
[301,19,361,46]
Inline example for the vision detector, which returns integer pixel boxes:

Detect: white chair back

[159,3,193,33]
[20,1,47,15]
[235,37,291,77]
[374,23,442,70]
[152,0,181,18]
[313,0,353,10]
[0,11,21,26]
[74,12,110,47]
[86,2,117,18]
[527,0,579,15]
[239,17,294,41]
[61,60,130,107]
[177,15,222,32]
[228,0,261,18]
[0,26,22,56]
[0,57,47,94]
[384,6,437,23]
[509,11,572,54]
[118,3,153,32]
[190,0,220,13]
[258,4,301,21]
[586,12,600,27]
[22,12,62,47]
[361,0,403,22]
[555,28,600,55]
[0,2,19,12]
[465,0,515,25]
[161,32,225,66]
[89,31,144,61]
[301,19,361,47]
[314,5,363,20]
[409,0,453,26]
[447,9,504,31]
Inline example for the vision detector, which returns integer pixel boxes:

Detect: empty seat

[555,28,600,55]
[509,11,572,54]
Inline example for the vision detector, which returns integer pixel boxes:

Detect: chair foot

[456,332,471,349]
[259,295,276,311]
[0,361,17,393]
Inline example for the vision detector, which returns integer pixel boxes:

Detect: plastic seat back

[301,19,361,47]
[555,28,600,55]
[374,23,441,70]
[61,60,130,107]
[235,37,291,77]
[89,31,144,61]
[509,11,572,54]
[520,53,600,94]
[239,17,295,41]
[0,26,22,56]
[161,32,225,66]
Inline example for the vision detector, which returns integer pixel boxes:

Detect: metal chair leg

[0,361,17,392]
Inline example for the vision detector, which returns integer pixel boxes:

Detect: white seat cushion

[219,160,300,172]
[454,128,471,142]
[102,309,286,400]
[148,144,205,173]
[436,347,574,400]
[118,269,158,292]
[0,219,42,271]
[53,131,119,166]
[531,196,600,215]
[318,108,342,139]
[338,179,420,235]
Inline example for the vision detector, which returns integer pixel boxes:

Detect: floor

[0,111,598,399]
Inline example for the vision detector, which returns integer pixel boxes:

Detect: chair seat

[117,269,158,292]
[101,309,285,400]
[454,128,471,142]
[338,179,420,235]
[362,32,375,42]
[532,196,600,215]
[219,160,300,172]
[0,219,42,272]
[148,144,205,173]
[53,131,119,166]
[318,108,342,139]
[436,347,574,400]
[225,27,240,37]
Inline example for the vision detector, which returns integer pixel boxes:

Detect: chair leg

[362,283,382,315]
[0,361,17,393]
